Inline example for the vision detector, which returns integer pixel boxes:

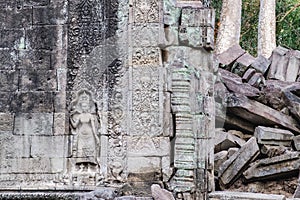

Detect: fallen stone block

[283,83,300,122]
[214,130,245,153]
[151,184,175,200]
[293,169,300,198]
[209,191,286,200]
[220,69,261,97]
[226,94,300,134]
[214,151,228,173]
[217,44,246,66]
[293,135,300,151]
[242,68,256,83]
[268,46,289,81]
[251,55,271,75]
[259,80,291,111]
[231,53,255,76]
[243,152,300,182]
[247,72,265,88]
[261,145,288,157]
[254,126,294,147]
[218,137,260,188]
[227,147,239,158]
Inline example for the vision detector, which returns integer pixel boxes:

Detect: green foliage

[276,0,300,50]
[211,0,300,56]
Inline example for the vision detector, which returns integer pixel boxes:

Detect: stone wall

[0,0,215,199]
[0,0,68,188]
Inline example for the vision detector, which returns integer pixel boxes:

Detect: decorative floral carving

[134,0,159,23]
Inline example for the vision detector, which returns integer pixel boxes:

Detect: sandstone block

[243,152,300,182]
[0,132,30,158]
[254,126,294,146]
[214,151,228,173]
[127,157,161,174]
[127,136,170,157]
[293,135,300,151]
[14,113,53,136]
[18,50,52,70]
[214,130,245,153]
[0,158,52,173]
[151,184,175,200]
[217,44,245,66]
[209,191,285,200]
[33,1,68,25]
[19,69,57,91]
[0,113,14,132]
[251,55,270,75]
[218,137,260,188]
[31,135,69,158]
[0,70,18,92]
[226,94,300,133]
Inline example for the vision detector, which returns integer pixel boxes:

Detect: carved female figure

[70,90,100,167]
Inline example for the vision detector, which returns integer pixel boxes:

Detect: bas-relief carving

[69,89,103,186]
[133,0,159,23]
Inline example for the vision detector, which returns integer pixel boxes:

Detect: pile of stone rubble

[214,45,300,198]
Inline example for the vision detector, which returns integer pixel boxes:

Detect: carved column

[161,0,215,199]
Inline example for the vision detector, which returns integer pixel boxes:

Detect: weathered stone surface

[231,53,255,77]
[261,145,288,157]
[254,126,294,147]
[242,68,256,82]
[31,136,69,158]
[217,44,245,66]
[0,132,30,158]
[0,70,18,92]
[214,151,228,173]
[0,29,25,49]
[227,147,239,158]
[214,130,245,153]
[151,184,175,200]
[209,191,285,200]
[14,113,53,136]
[0,113,14,132]
[283,83,300,121]
[33,1,68,25]
[11,92,54,112]
[251,55,271,75]
[226,94,300,133]
[18,50,53,70]
[247,72,265,88]
[127,136,170,157]
[286,50,300,82]
[0,158,60,174]
[128,157,161,174]
[259,80,291,111]
[293,135,300,151]
[243,152,300,182]
[220,69,261,97]
[19,70,57,91]
[218,137,260,188]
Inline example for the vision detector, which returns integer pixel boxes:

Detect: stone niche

[0,0,215,199]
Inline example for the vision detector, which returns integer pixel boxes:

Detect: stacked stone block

[0,0,68,188]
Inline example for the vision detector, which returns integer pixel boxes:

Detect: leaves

[212,0,300,55]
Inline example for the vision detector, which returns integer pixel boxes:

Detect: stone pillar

[215,0,242,55]
[161,0,216,199]
[258,0,276,58]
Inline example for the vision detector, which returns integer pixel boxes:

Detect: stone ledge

[209,191,286,200]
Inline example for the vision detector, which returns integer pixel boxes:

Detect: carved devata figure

[70,89,102,185]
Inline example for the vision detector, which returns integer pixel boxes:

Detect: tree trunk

[258,0,276,58]
[215,0,242,55]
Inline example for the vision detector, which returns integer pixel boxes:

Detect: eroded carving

[70,89,102,185]
[134,0,159,23]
